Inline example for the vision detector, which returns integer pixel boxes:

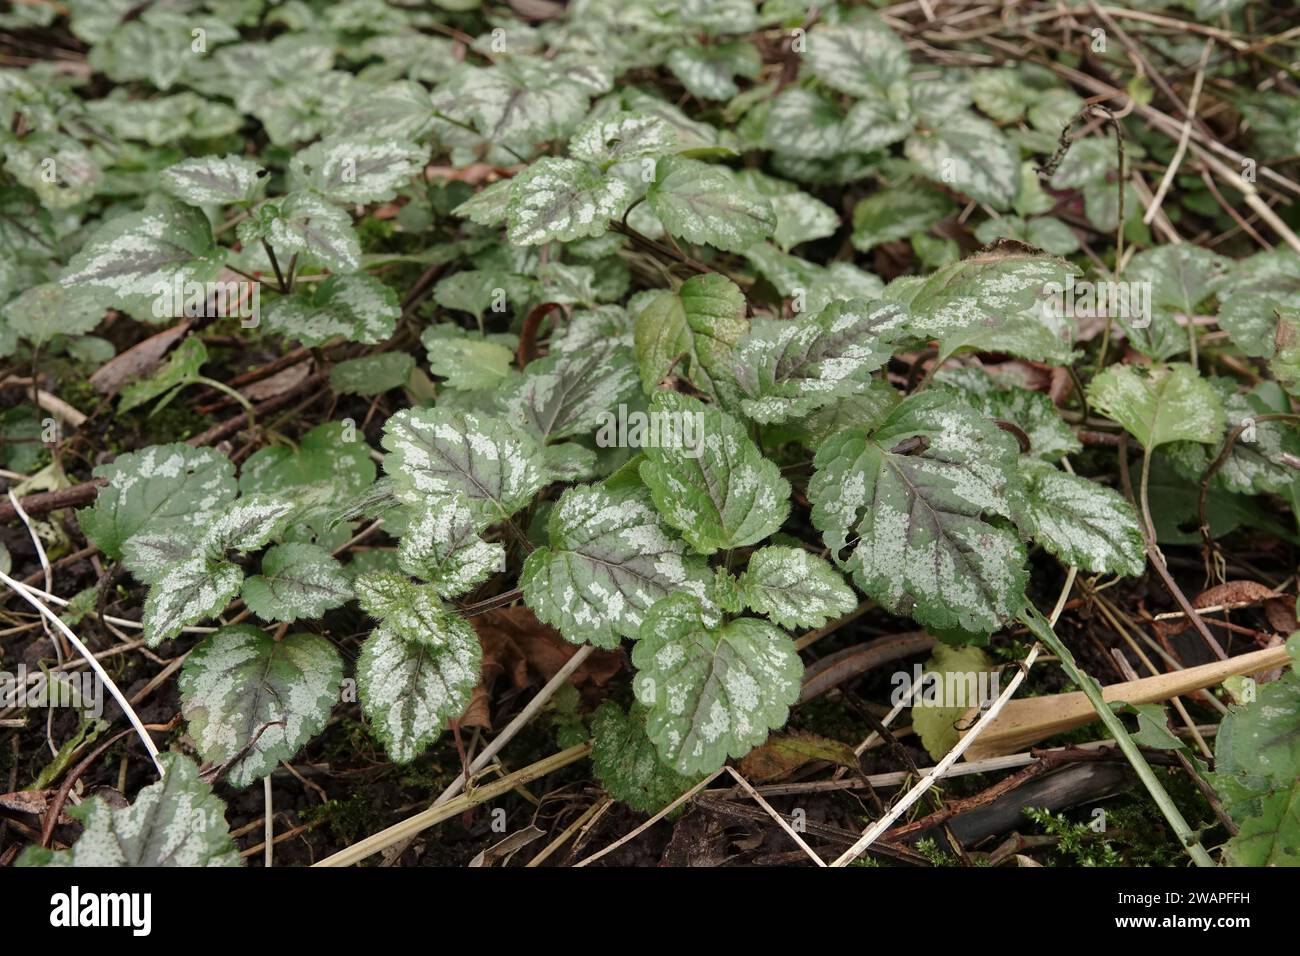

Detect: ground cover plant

[0,0,1298,870]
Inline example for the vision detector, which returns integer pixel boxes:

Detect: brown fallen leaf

[1264,596,1298,636]
[241,361,312,402]
[462,606,622,730]
[89,321,193,394]
[1153,579,1278,640]
[738,731,860,784]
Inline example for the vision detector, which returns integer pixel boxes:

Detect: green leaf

[1165,382,1300,496]
[737,546,857,629]
[355,575,482,763]
[647,155,776,253]
[452,179,513,227]
[971,68,1038,123]
[732,298,907,424]
[198,495,295,557]
[423,330,516,390]
[762,87,845,157]
[632,594,802,775]
[444,60,591,154]
[809,390,1029,636]
[241,543,352,623]
[903,246,1079,362]
[161,154,267,206]
[1087,363,1226,450]
[666,42,760,102]
[591,701,701,813]
[17,753,240,867]
[59,195,223,313]
[933,369,1081,461]
[633,272,749,401]
[905,113,1019,209]
[506,157,633,245]
[1019,460,1146,576]
[804,19,911,100]
[263,274,400,346]
[117,336,207,414]
[851,185,952,253]
[639,392,791,554]
[381,407,547,521]
[237,191,362,274]
[1,282,105,347]
[398,496,504,598]
[179,625,343,787]
[239,421,376,509]
[142,556,243,647]
[330,352,415,396]
[1215,249,1300,358]
[79,443,237,561]
[506,340,640,441]
[569,111,677,165]
[290,135,426,204]
[911,644,996,760]
[431,270,531,322]
[521,483,710,648]
[1212,639,1300,866]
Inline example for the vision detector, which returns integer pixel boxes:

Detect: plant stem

[1018,605,1215,867]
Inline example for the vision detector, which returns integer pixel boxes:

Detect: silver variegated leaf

[506,157,632,246]
[1019,460,1145,576]
[733,298,908,424]
[902,247,1079,351]
[179,625,343,787]
[161,154,267,206]
[239,190,362,274]
[398,496,504,597]
[356,576,482,763]
[505,340,640,441]
[142,556,243,647]
[241,543,353,622]
[738,546,857,629]
[59,195,223,312]
[905,113,1019,210]
[569,111,676,166]
[521,483,710,648]
[290,135,426,204]
[639,392,791,555]
[381,407,547,522]
[804,19,911,100]
[452,179,513,227]
[198,495,295,557]
[1165,383,1300,496]
[78,444,237,560]
[121,530,202,585]
[632,594,802,775]
[934,368,1082,461]
[809,390,1029,636]
[263,274,400,346]
[17,754,239,867]
[647,155,776,253]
